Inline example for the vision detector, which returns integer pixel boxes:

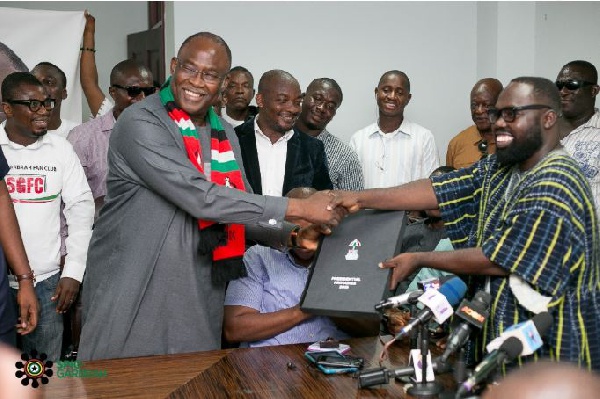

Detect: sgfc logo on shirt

[5,175,46,195]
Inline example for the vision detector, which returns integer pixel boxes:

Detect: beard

[496,122,543,167]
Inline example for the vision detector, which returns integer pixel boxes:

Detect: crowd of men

[0,11,598,397]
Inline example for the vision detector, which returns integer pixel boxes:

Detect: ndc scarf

[160,78,246,283]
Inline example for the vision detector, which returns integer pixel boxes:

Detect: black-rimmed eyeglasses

[555,79,596,91]
[112,84,156,98]
[5,98,55,112]
[488,104,552,123]
[175,60,222,84]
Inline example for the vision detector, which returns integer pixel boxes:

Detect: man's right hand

[16,282,38,335]
[287,190,348,226]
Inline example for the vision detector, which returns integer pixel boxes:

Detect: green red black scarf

[160,78,246,283]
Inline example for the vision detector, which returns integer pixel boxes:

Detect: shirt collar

[368,119,411,138]
[254,115,294,143]
[0,121,50,149]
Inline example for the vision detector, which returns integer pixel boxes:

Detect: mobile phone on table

[305,350,364,375]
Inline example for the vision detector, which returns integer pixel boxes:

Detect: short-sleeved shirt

[432,151,599,370]
[0,147,15,336]
[446,125,496,169]
[224,245,348,347]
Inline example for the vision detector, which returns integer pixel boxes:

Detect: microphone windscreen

[532,312,553,336]
[500,336,524,360]
[438,277,467,306]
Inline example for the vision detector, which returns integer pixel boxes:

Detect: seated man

[446,78,503,169]
[235,70,332,195]
[224,187,348,347]
[221,66,258,127]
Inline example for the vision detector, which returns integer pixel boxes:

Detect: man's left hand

[51,277,80,313]
[379,252,420,290]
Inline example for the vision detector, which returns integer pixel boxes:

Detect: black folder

[300,210,407,318]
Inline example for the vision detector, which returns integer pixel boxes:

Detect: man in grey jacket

[78,32,343,360]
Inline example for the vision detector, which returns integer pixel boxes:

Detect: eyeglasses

[176,60,222,84]
[309,95,337,112]
[6,98,55,112]
[478,139,488,159]
[488,104,552,123]
[555,79,596,91]
[112,84,156,98]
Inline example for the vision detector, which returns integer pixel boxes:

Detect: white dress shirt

[254,116,294,196]
[349,119,439,188]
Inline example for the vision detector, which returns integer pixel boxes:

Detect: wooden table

[41,337,456,398]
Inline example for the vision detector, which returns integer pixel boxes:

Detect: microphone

[358,361,442,388]
[438,291,491,364]
[486,311,553,356]
[456,337,523,398]
[456,312,554,398]
[375,290,424,310]
[394,277,467,340]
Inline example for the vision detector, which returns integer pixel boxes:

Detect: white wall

[534,2,600,82]
[5,1,600,162]
[0,1,147,119]
[171,1,479,163]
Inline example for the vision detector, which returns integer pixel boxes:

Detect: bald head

[471,78,503,99]
[379,70,410,93]
[482,361,600,399]
[257,70,298,94]
[110,59,153,85]
[471,78,503,133]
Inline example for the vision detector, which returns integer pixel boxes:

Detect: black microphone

[375,290,424,311]
[455,337,522,398]
[395,277,467,340]
[358,361,442,388]
[456,312,554,398]
[438,291,491,364]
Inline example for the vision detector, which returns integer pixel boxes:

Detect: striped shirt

[432,151,599,370]
[224,245,348,348]
[316,129,364,191]
[561,108,600,214]
[350,120,439,188]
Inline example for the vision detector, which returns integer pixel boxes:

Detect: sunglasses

[112,84,156,97]
[6,98,55,112]
[555,79,596,91]
[488,104,552,124]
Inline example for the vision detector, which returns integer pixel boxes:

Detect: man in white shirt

[350,70,439,188]
[31,62,79,138]
[222,66,258,128]
[235,70,332,196]
[0,72,94,361]
[556,60,600,212]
